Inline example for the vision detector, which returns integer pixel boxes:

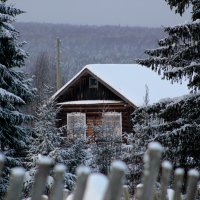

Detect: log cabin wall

[57,103,135,137]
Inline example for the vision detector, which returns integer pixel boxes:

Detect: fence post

[141,142,163,200]
[103,160,126,200]
[123,185,130,200]
[185,169,199,200]
[83,173,108,200]
[173,168,184,200]
[41,195,49,200]
[31,157,53,200]
[135,184,143,200]
[49,164,66,200]
[73,166,90,200]
[5,167,25,200]
[160,161,172,200]
[63,189,70,200]
[0,154,4,177]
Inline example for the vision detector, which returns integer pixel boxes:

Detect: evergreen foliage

[24,86,86,196]
[165,0,200,20]
[89,124,122,175]
[138,1,200,92]
[0,1,36,197]
[133,0,200,181]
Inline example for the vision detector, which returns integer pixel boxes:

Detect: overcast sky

[8,0,191,27]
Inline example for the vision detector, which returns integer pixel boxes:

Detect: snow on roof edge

[58,100,123,105]
[51,64,188,107]
[51,66,88,100]
[51,64,137,107]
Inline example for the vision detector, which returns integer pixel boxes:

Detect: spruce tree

[134,0,200,173]
[89,123,122,175]
[24,86,86,196]
[0,1,36,197]
[138,0,200,91]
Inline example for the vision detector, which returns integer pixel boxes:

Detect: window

[67,112,86,138]
[102,112,122,136]
[89,77,98,88]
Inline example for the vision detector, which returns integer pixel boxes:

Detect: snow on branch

[0,88,25,104]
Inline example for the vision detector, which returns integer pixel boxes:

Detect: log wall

[57,103,135,137]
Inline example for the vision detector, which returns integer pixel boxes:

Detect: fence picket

[141,142,163,200]
[72,166,90,200]
[1,142,200,200]
[83,173,108,200]
[63,189,70,200]
[135,184,143,200]
[5,167,25,200]
[185,169,199,200]
[0,154,5,177]
[123,185,130,200]
[31,157,53,200]
[41,195,49,200]
[160,161,172,200]
[103,160,126,200]
[173,168,184,200]
[49,164,66,200]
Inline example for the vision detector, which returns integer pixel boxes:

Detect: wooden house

[52,64,188,139]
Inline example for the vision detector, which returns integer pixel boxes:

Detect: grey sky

[8,0,191,27]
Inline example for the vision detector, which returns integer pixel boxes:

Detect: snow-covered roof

[58,100,123,105]
[52,64,189,106]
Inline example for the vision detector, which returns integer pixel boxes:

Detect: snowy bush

[24,86,86,197]
[88,124,122,175]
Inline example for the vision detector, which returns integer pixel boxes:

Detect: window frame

[67,112,86,139]
[89,77,98,89]
[102,112,122,137]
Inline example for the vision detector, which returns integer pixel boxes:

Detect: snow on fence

[0,142,200,200]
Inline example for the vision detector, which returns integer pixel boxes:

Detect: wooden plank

[60,106,128,110]
[57,73,123,103]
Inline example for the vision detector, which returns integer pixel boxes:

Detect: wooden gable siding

[56,74,122,103]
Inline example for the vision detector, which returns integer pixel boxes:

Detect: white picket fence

[0,142,199,200]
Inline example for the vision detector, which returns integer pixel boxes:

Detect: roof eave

[51,66,137,108]
[51,67,88,100]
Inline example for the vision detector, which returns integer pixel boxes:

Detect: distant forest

[16,23,164,91]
